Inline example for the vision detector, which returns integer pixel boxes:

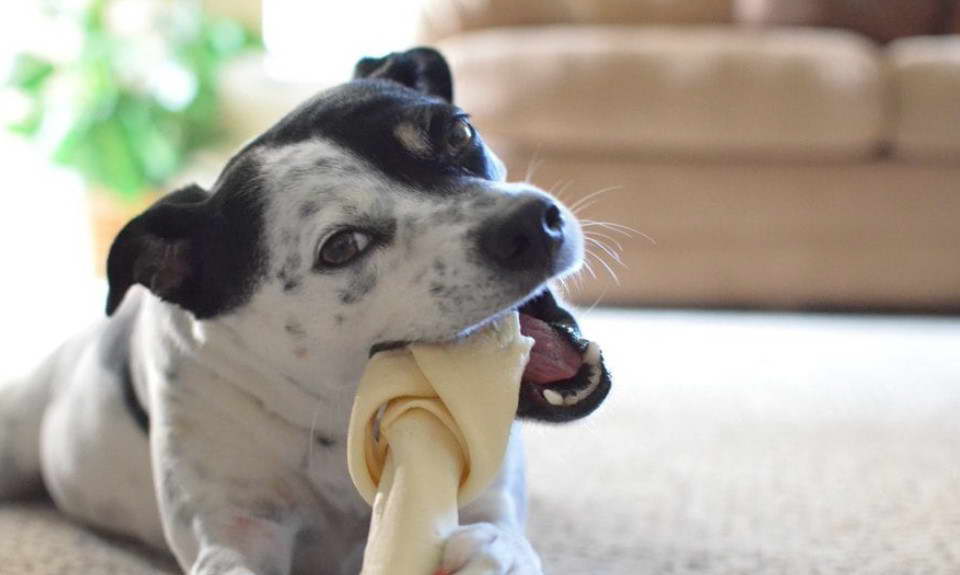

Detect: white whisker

[582,220,656,245]
[549,180,573,204]
[524,148,543,184]
[587,249,621,285]
[582,284,610,314]
[585,236,624,266]
[581,257,598,280]
[568,186,622,213]
[583,230,623,252]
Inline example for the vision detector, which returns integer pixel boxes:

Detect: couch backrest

[418,0,733,42]
[736,0,957,44]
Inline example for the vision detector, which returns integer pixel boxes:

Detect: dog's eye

[317,230,371,268]
[445,116,475,157]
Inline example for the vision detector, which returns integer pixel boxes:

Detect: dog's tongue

[519,314,583,384]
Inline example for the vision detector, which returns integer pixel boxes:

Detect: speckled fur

[0,49,585,575]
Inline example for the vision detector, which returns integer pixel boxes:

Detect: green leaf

[10,0,263,199]
[7,54,55,92]
[206,19,248,57]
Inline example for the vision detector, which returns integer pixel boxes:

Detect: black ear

[105,184,210,316]
[354,47,453,103]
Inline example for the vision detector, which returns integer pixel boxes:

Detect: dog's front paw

[436,523,542,575]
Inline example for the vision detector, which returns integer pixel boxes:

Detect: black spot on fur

[299,200,320,218]
[433,204,465,224]
[339,269,378,304]
[432,259,446,275]
[161,468,180,506]
[193,462,211,480]
[282,277,302,292]
[334,314,345,326]
[285,320,306,338]
[314,432,336,447]
[249,66,500,191]
[248,499,286,523]
[280,229,298,247]
[277,252,304,292]
[471,195,497,209]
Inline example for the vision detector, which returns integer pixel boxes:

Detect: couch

[418,0,960,310]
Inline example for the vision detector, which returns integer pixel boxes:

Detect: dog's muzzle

[478,193,573,276]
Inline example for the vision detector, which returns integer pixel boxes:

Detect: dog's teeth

[543,389,564,406]
[583,341,601,366]
[588,367,601,387]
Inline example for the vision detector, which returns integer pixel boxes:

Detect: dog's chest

[301,431,368,515]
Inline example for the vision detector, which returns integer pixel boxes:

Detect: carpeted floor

[2,310,959,574]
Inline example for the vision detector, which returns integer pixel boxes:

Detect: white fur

[0,134,582,575]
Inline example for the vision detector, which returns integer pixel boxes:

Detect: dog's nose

[480,194,565,271]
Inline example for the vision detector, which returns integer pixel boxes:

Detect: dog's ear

[105,184,210,316]
[354,47,453,103]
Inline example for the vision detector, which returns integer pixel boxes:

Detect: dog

[0,48,611,575]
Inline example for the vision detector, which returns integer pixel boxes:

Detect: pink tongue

[519,314,583,384]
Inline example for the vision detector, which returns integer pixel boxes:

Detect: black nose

[480,195,565,271]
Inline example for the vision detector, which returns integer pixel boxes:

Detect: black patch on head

[250,49,499,192]
[106,159,269,318]
[354,47,453,103]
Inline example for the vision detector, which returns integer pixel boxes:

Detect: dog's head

[106,48,609,422]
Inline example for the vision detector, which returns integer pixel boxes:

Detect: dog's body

[0,49,610,575]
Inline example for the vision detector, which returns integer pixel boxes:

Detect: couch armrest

[888,36,960,161]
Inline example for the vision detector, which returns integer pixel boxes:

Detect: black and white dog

[0,48,610,575]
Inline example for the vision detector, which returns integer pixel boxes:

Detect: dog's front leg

[153,416,304,575]
[437,424,543,575]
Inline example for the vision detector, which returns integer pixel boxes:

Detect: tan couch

[419,0,960,309]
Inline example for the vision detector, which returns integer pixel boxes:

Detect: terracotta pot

[87,189,160,277]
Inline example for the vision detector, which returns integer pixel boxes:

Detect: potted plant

[6,0,259,273]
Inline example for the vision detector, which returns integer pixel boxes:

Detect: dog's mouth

[513,288,611,423]
[368,289,610,423]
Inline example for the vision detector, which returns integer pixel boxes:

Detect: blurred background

[1,1,959,574]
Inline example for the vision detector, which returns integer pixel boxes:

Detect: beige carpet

[2,310,959,574]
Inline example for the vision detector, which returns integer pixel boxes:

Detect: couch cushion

[441,26,884,159]
[888,36,960,160]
